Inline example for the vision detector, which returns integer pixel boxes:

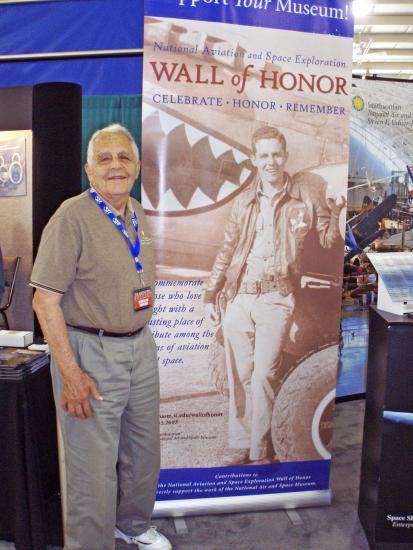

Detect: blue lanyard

[89,188,143,273]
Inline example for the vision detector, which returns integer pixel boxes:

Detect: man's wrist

[203,292,216,305]
[59,359,82,379]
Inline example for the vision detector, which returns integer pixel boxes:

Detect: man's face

[85,132,140,202]
[251,138,288,187]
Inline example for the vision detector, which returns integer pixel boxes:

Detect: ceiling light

[352,0,373,17]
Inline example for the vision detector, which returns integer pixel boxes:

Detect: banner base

[154,489,332,517]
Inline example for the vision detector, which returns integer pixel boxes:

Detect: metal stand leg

[173,517,189,534]
[285,509,304,526]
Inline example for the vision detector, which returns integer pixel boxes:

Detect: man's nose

[272,155,283,166]
[110,155,121,169]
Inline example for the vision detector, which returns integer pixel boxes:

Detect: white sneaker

[115,526,172,550]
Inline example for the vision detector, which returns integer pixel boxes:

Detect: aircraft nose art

[141,102,254,215]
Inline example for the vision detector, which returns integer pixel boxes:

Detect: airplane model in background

[345,194,397,261]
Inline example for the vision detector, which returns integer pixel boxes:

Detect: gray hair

[86,123,140,165]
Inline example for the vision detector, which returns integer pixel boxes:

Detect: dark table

[359,307,413,549]
[0,349,63,549]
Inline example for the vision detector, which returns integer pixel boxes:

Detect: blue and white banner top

[144,0,354,38]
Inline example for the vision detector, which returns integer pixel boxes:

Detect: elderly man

[31,124,172,550]
[204,125,345,466]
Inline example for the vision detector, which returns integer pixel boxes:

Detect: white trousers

[223,291,294,460]
[51,326,160,550]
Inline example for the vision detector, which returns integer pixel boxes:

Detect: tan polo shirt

[31,190,156,333]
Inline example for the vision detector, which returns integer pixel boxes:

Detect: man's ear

[134,159,141,181]
[250,154,257,168]
[85,163,91,179]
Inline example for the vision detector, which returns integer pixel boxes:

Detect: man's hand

[32,288,103,420]
[205,303,221,328]
[328,194,347,217]
[62,368,103,419]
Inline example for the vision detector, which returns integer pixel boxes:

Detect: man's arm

[203,196,241,326]
[316,195,346,249]
[295,172,346,249]
[33,288,102,419]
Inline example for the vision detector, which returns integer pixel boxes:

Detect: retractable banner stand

[142,0,353,515]
[339,78,413,398]
[350,78,413,208]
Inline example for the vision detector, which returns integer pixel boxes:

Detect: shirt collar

[246,172,293,205]
[93,189,133,218]
[257,178,287,203]
[244,172,300,205]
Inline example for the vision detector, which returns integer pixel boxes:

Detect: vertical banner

[340,78,413,399]
[350,78,413,208]
[142,0,353,514]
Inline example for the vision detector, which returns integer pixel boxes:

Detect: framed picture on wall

[0,136,27,197]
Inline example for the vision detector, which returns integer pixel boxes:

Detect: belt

[67,324,143,338]
[238,278,292,296]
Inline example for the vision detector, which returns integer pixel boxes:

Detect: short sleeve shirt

[30,190,156,333]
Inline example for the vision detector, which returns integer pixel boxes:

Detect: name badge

[133,286,153,311]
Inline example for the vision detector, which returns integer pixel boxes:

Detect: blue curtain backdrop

[0,0,143,95]
[0,1,144,196]
[0,58,143,96]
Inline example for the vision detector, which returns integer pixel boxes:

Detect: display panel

[142,0,353,513]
